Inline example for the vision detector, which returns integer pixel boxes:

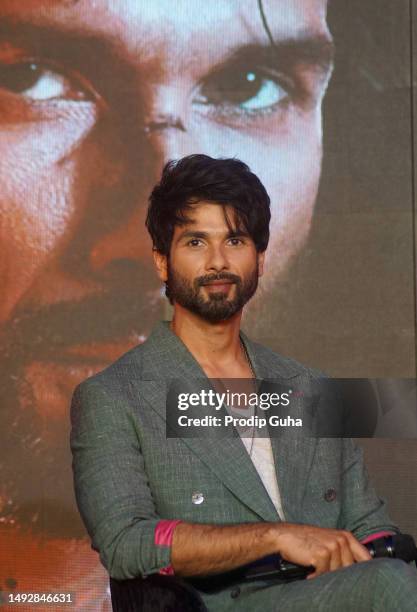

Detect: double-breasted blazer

[70,321,397,609]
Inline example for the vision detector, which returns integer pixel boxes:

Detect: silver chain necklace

[240,338,258,456]
[240,337,255,378]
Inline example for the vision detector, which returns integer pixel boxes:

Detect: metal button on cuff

[324,488,337,502]
[192,492,204,505]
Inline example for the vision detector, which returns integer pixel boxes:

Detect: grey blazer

[70,321,398,605]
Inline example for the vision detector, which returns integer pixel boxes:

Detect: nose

[143,82,207,165]
[86,85,199,281]
[205,243,230,273]
[144,114,186,135]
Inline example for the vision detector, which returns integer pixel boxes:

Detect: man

[71,155,417,611]
[0,1,333,601]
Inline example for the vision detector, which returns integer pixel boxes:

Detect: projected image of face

[0,0,332,592]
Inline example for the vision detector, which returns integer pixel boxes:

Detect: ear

[257,251,265,277]
[153,249,168,282]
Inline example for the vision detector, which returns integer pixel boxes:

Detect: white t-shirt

[224,375,285,520]
[241,431,286,521]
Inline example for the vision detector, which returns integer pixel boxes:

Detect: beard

[0,275,162,538]
[0,365,85,538]
[166,260,260,323]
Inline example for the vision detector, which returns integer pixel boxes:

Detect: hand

[274,523,372,579]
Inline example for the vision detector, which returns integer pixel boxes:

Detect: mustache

[196,272,242,287]
[0,283,161,365]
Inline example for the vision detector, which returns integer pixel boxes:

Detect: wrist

[264,522,288,555]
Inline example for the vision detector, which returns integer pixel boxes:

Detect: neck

[170,305,243,369]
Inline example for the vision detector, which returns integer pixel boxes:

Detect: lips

[5,283,160,367]
[202,282,234,292]
[202,281,234,286]
[24,335,147,420]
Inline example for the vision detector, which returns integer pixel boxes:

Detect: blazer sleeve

[70,379,172,580]
[339,438,400,540]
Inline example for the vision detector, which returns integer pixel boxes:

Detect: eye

[0,61,94,102]
[186,238,204,247]
[194,66,290,113]
[227,237,244,246]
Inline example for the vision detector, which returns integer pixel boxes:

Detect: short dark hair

[146,154,271,255]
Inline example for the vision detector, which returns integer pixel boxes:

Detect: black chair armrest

[109,574,208,611]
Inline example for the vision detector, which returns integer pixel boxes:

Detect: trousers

[201,558,417,611]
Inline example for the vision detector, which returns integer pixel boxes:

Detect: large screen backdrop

[0,1,416,610]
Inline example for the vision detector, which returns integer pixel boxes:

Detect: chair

[109,574,208,611]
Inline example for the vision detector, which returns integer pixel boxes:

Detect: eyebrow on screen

[222,35,335,76]
[0,17,334,93]
[0,17,138,100]
[0,17,119,60]
[0,16,334,62]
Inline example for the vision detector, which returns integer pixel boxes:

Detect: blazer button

[192,492,204,505]
[324,488,337,502]
[230,587,241,599]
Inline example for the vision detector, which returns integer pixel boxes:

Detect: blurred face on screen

[0,0,332,533]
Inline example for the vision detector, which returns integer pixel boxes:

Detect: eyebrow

[218,34,335,77]
[176,229,250,242]
[0,15,334,67]
[0,16,100,46]
[0,16,334,105]
[0,15,141,105]
[0,16,125,70]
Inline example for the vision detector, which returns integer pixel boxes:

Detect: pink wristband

[361,530,395,545]
[155,519,182,575]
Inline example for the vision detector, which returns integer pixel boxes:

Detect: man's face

[163,202,262,323]
[0,0,332,531]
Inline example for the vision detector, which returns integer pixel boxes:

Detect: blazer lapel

[241,331,319,523]
[133,321,314,521]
